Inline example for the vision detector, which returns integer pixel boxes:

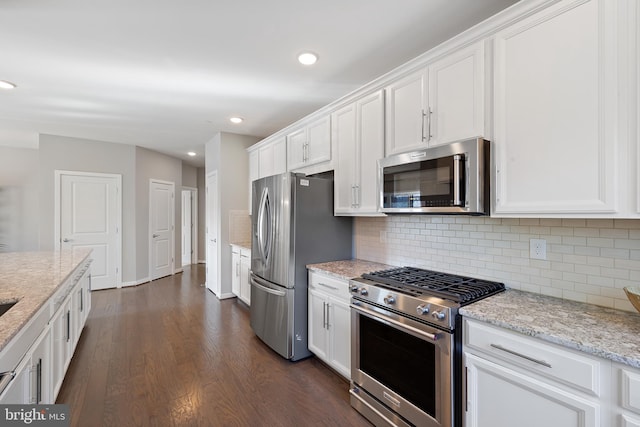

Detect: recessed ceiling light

[187,151,196,157]
[230,117,244,124]
[0,80,16,89]
[298,52,318,66]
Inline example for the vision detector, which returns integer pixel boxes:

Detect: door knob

[153,234,160,238]
[62,238,72,242]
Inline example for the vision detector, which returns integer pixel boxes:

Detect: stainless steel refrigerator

[250,172,353,361]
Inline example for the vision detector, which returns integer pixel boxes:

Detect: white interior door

[181,190,192,267]
[206,172,219,295]
[58,171,121,290]
[150,180,174,281]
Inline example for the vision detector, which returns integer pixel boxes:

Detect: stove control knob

[416,304,430,315]
[360,288,369,296]
[432,311,446,321]
[350,285,359,293]
[384,295,396,305]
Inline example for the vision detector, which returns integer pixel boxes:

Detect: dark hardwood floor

[57,265,371,427]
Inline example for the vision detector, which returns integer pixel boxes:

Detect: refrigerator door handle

[257,187,272,264]
[250,274,286,297]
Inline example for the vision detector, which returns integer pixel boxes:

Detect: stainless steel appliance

[349,266,504,427]
[379,138,489,215]
[250,172,353,361]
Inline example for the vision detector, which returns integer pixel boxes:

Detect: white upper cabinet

[287,115,331,171]
[493,0,619,216]
[258,136,286,179]
[385,68,428,155]
[334,90,385,216]
[428,42,485,147]
[385,41,485,156]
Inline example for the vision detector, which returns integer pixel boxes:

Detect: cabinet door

[272,137,287,175]
[240,252,251,306]
[51,299,71,398]
[428,41,484,147]
[328,297,351,379]
[306,116,331,166]
[231,249,240,297]
[258,144,275,179]
[308,289,328,360]
[333,103,357,214]
[356,90,385,214]
[465,352,599,427]
[287,127,307,170]
[0,354,30,404]
[29,328,51,404]
[493,0,618,215]
[385,68,428,156]
[248,150,259,215]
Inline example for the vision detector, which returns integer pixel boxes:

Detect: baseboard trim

[121,277,150,287]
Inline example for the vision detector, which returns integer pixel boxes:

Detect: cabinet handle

[351,185,356,208]
[490,344,552,368]
[427,107,432,141]
[355,185,360,208]
[36,358,42,404]
[80,288,84,312]
[326,303,331,329]
[421,109,426,142]
[66,310,71,342]
[322,302,327,329]
[317,282,339,291]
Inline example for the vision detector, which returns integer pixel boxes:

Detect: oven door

[350,299,453,427]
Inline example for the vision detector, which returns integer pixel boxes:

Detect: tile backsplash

[229,210,251,244]
[355,217,640,312]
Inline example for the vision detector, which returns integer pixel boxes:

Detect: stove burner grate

[362,266,505,303]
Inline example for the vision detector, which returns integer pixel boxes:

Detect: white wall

[135,146,183,281]
[205,132,260,297]
[38,134,138,283]
[0,146,40,251]
[355,216,640,312]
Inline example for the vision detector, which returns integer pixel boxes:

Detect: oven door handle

[350,302,441,342]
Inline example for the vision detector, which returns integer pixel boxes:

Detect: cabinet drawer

[308,272,350,301]
[464,319,603,396]
[621,367,640,416]
[240,248,250,258]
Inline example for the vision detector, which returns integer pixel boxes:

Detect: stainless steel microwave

[379,138,489,214]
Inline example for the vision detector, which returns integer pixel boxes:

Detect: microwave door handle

[453,154,463,206]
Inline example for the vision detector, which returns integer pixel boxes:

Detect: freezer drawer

[250,273,294,359]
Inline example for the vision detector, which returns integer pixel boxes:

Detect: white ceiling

[0,0,519,167]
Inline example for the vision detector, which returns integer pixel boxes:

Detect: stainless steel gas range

[349,266,505,427]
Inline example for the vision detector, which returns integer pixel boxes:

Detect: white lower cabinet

[0,260,91,404]
[614,363,640,426]
[231,245,251,306]
[463,318,609,427]
[239,249,251,306]
[307,271,351,379]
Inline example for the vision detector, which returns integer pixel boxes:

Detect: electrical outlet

[530,239,547,260]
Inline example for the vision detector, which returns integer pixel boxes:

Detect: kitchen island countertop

[307,259,394,281]
[461,289,640,369]
[0,250,92,353]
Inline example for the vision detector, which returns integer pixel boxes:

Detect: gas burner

[362,266,504,304]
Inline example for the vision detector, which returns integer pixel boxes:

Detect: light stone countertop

[307,259,394,281]
[460,289,640,369]
[0,250,92,353]
[230,242,251,251]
